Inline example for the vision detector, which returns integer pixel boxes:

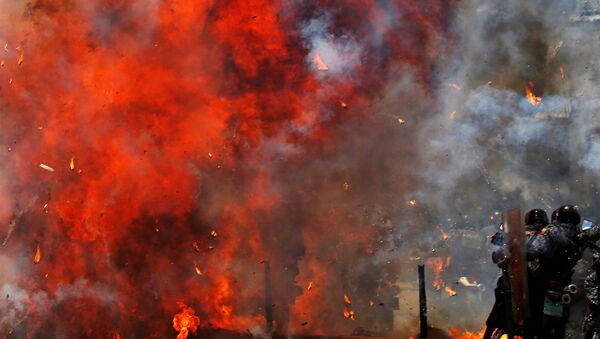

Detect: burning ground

[0,0,599,338]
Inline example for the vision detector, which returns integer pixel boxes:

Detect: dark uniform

[527,205,582,339]
[583,250,600,339]
[484,209,549,339]
[577,223,600,338]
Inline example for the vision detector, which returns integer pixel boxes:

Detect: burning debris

[193,262,203,276]
[444,286,457,297]
[343,294,351,305]
[69,157,75,171]
[33,243,41,264]
[343,308,355,321]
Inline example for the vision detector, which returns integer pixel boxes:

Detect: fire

[525,85,541,106]
[560,65,565,79]
[33,243,41,264]
[313,52,329,71]
[173,303,200,339]
[193,262,203,276]
[436,225,449,240]
[210,230,218,238]
[398,117,406,125]
[343,308,355,320]
[0,0,456,336]
[344,294,351,305]
[448,327,487,339]
[409,199,417,206]
[307,281,313,291]
[444,286,457,296]
[427,256,451,290]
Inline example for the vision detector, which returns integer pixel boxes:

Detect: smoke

[1,0,598,337]
[415,0,600,333]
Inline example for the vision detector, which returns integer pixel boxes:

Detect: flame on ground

[448,327,486,339]
[173,303,200,339]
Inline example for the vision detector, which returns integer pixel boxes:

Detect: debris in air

[313,52,329,71]
[33,243,41,264]
[39,163,55,172]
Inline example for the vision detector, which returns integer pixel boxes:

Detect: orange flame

[343,308,355,320]
[448,327,488,339]
[193,262,203,276]
[173,303,200,339]
[307,281,313,291]
[427,256,451,290]
[69,157,75,171]
[343,294,351,305]
[33,243,41,264]
[339,100,348,109]
[444,286,457,296]
[525,85,541,106]
[436,225,449,240]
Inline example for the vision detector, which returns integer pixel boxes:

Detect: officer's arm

[578,224,600,244]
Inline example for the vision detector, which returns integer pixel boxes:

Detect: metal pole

[418,264,428,338]
[264,261,273,334]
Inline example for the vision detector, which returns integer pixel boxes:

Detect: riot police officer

[483,208,549,339]
[528,205,583,339]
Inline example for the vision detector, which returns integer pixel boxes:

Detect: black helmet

[554,205,581,225]
[525,209,549,226]
[551,209,559,222]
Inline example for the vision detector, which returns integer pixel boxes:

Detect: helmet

[554,205,581,225]
[551,209,558,222]
[524,208,549,226]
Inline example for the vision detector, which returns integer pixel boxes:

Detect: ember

[344,294,351,305]
[343,308,355,320]
[193,262,203,276]
[525,84,542,106]
[33,243,41,264]
[444,286,457,296]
